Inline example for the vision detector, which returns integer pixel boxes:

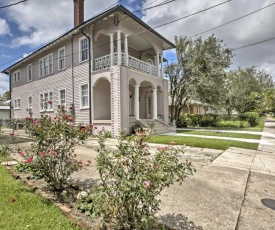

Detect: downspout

[71,34,75,121]
[9,73,11,119]
[81,29,92,125]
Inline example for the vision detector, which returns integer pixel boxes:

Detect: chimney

[73,0,84,27]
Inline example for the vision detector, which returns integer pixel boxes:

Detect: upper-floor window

[39,54,53,77]
[13,70,20,82]
[40,91,53,111]
[80,84,89,108]
[27,64,32,82]
[14,99,20,109]
[60,89,66,105]
[58,47,65,70]
[80,37,89,62]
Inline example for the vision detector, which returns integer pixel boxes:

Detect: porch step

[130,119,171,134]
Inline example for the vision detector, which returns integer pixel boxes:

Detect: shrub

[243,112,260,127]
[176,115,190,128]
[23,107,92,191]
[78,130,195,229]
[130,121,143,134]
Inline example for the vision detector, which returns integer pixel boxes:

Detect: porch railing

[94,53,159,77]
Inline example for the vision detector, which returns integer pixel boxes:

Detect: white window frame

[39,91,53,112]
[58,47,66,71]
[28,96,32,109]
[79,36,89,63]
[39,53,53,77]
[59,89,66,106]
[13,70,20,82]
[27,64,32,82]
[80,83,89,109]
[14,98,21,110]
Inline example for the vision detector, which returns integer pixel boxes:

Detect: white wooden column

[110,33,114,66]
[160,53,164,78]
[152,88,158,119]
[156,52,160,77]
[117,30,122,65]
[134,85,140,120]
[124,33,129,66]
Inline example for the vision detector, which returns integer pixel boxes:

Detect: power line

[1,0,231,70]
[190,2,275,38]
[0,0,27,9]
[233,36,275,50]
[0,0,177,69]
[134,0,174,14]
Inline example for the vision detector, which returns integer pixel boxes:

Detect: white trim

[14,98,21,110]
[59,88,66,106]
[13,70,20,82]
[39,53,53,77]
[79,83,89,109]
[39,90,54,112]
[79,36,89,63]
[58,46,66,71]
[27,64,32,82]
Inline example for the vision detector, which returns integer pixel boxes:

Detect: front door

[146,96,152,118]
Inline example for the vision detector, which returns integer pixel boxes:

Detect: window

[27,64,32,82]
[39,53,53,77]
[80,37,89,62]
[13,70,20,82]
[28,96,32,109]
[58,47,65,70]
[14,99,20,109]
[60,89,66,105]
[81,84,89,108]
[40,92,53,111]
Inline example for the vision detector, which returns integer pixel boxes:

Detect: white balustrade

[94,52,159,77]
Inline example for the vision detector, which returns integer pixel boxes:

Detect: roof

[2,5,175,74]
[0,101,10,109]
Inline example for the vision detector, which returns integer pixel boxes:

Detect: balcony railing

[94,52,159,77]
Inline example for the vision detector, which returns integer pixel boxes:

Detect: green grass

[204,120,265,132]
[176,130,262,140]
[0,155,12,162]
[148,136,259,150]
[0,166,81,230]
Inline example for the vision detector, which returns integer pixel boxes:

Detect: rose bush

[78,130,195,229]
[23,106,92,190]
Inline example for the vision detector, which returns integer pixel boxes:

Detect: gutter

[81,29,92,125]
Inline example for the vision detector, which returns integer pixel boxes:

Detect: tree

[0,90,10,101]
[226,67,274,114]
[166,35,233,123]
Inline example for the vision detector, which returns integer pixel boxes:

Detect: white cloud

[0,73,9,94]
[6,0,122,47]
[0,18,11,36]
[141,0,275,81]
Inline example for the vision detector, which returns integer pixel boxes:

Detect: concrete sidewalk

[161,132,269,144]
[4,118,275,229]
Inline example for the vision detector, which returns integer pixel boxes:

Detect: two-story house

[2,1,175,136]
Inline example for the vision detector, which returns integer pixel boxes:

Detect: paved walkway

[3,117,275,229]
[161,132,269,144]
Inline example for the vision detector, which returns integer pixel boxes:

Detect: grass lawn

[148,136,259,150]
[205,120,265,132]
[176,130,262,140]
[0,166,81,230]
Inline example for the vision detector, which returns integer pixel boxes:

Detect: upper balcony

[92,29,166,78]
[94,52,161,77]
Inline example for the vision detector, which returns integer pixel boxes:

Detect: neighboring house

[169,97,210,117]
[2,1,175,135]
[0,100,10,119]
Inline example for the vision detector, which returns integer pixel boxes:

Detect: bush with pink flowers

[23,107,92,190]
[78,130,195,229]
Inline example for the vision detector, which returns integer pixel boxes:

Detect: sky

[0,0,275,94]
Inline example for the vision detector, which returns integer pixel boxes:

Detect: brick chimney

[73,0,84,27]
